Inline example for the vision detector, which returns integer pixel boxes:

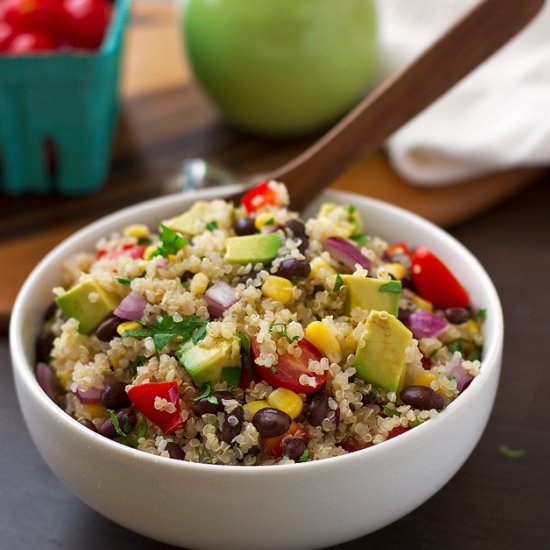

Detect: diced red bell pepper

[263,421,308,458]
[386,242,412,259]
[127,381,184,434]
[387,426,410,440]
[96,244,147,261]
[340,438,373,453]
[411,247,470,309]
[242,181,280,213]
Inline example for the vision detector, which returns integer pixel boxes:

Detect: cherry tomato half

[7,31,56,53]
[263,421,308,458]
[0,23,16,52]
[127,381,183,434]
[242,181,280,213]
[58,0,111,50]
[411,247,470,309]
[252,338,328,394]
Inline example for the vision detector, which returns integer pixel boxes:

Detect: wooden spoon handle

[271,0,545,211]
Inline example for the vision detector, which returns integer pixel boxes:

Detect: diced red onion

[324,237,371,271]
[76,386,102,404]
[157,258,168,268]
[168,386,179,405]
[405,310,448,339]
[36,362,59,400]
[205,281,238,319]
[114,291,147,321]
[445,355,473,392]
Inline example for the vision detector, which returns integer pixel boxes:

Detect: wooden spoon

[212,0,543,211]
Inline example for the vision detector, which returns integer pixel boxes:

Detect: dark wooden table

[1,180,549,549]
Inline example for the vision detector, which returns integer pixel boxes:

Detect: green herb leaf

[205,220,218,232]
[138,237,152,246]
[467,348,480,361]
[379,280,402,294]
[333,273,344,291]
[107,410,138,447]
[238,331,255,378]
[382,406,398,417]
[297,449,309,462]
[347,205,356,215]
[499,445,526,458]
[116,277,131,286]
[449,338,468,355]
[151,224,188,258]
[206,395,219,405]
[137,415,148,438]
[270,366,278,374]
[221,366,241,389]
[350,234,368,246]
[269,322,300,345]
[192,325,207,344]
[124,315,208,350]
[108,410,126,438]
[265,217,275,226]
[476,308,487,321]
[192,383,212,401]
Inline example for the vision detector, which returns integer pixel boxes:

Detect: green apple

[182,0,378,137]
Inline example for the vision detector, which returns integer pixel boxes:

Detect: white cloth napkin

[374,0,550,185]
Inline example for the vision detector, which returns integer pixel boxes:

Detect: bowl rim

[10,187,504,477]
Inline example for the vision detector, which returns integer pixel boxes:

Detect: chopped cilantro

[382,406,398,417]
[297,449,309,462]
[499,445,526,458]
[369,391,378,403]
[116,277,131,286]
[476,308,487,321]
[138,237,152,246]
[205,220,218,232]
[467,348,480,361]
[137,415,148,438]
[290,275,300,285]
[409,419,421,428]
[108,410,138,447]
[350,234,368,246]
[347,205,356,215]
[151,224,188,258]
[206,394,219,405]
[192,383,213,401]
[269,322,300,345]
[221,366,241,389]
[123,315,208,350]
[334,274,344,291]
[270,366,278,374]
[191,325,208,344]
[449,338,469,355]
[265,217,275,226]
[238,331,255,378]
[379,280,402,294]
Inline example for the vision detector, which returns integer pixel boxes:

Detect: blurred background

[1,1,549,548]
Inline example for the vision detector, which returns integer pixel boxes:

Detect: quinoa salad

[35,182,485,465]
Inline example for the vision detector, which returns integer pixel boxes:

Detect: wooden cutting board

[0,3,545,329]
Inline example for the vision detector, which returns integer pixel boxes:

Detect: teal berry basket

[0,0,131,196]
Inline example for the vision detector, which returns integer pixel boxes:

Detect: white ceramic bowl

[10,188,503,550]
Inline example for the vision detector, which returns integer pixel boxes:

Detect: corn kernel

[117,321,143,336]
[143,246,157,261]
[168,254,177,263]
[463,320,480,335]
[267,388,303,419]
[82,403,106,419]
[190,273,209,295]
[243,400,270,421]
[410,292,434,312]
[308,257,336,280]
[413,372,437,387]
[255,212,277,230]
[262,276,294,305]
[384,263,406,280]
[305,321,342,362]
[123,224,150,239]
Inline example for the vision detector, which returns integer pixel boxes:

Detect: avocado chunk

[341,275,401,316]
[355,310,413,392]
[177,337,241,387]
[164,201,233,236]
[55,279,121,335]
[225,233,281,264]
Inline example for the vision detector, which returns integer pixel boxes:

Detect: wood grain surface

[0,2,545,328]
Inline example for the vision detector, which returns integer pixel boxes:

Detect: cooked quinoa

[35,181,484,466]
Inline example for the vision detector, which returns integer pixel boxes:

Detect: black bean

[282,437,306,460]
[35,332,54,362]
[95,316,121,342]
[77,418,97,432]
[98,408,137,439]
[304,389,329,426]
[43,301,57,321]
[181,271,194,282]
[222,405,244,443]
[252,407,291,438]
[401,277,416,291]
[101,382,131,410]
[444,307,471,325]
[276,258,311,280]
[166,442,185,460]
[239,271,260,285]
[286,219,309,253]
[401,386,444,411]
[192,396,224,416]
[234,217,257,236]
[215,391,235,401]
[398,308,412,325]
